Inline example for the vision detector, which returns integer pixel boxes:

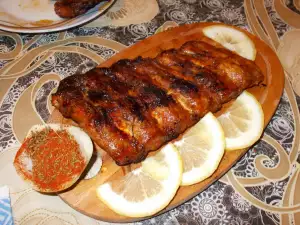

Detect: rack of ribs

[51,37,264,166]
[54,0,109,18]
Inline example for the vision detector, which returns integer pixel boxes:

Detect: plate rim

[0,0,116,34]
[55,22,285,222]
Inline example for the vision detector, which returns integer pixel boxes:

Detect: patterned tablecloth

[0,0,300,224]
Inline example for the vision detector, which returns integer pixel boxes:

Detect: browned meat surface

[51,39,264,166]
[54,0,109,18]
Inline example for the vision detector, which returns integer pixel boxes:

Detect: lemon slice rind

[174,112,225,186]
[218,91,264,150]
[203,25,256,61]
[96,144,182,218]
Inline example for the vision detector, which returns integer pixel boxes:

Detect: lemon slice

[96,144,182,218]
[217,91,264,150]
[203,25,256,61]
[173,112,225,186]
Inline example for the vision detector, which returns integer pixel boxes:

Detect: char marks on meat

[51,37,264,166]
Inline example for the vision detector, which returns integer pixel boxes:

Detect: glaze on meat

[51,38,264,166]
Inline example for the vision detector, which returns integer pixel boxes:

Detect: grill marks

[83,69,169,163]
[156,50,234,103]
[179,41,263,91]
[52,39,264,166]
[111,60,192,134]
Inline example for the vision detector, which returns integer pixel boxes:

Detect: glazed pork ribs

[51,38,264,166]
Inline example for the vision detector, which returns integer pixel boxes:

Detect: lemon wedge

[96,143,182,218]
[217,91,264,150]
[173,112,225,186]
[203,25,256,61]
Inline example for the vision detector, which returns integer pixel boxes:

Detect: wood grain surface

[48,22,285,223]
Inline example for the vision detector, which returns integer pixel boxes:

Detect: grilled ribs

[54,0,109,18]
[51,37,264,166]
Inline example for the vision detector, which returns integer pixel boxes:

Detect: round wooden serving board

[49,22,285,222]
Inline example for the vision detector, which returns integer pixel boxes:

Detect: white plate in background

[0,0,116,33]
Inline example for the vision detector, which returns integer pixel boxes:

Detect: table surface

[0,0,300,225]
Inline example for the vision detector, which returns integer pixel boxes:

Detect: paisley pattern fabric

[0,0,300,224]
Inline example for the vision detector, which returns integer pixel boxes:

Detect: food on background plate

[51,34,264,166]
[97,143,183,218]
[13,124,93,192]
[54,0,110,18]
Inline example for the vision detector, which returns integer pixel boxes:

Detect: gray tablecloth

[0,0,300,224]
